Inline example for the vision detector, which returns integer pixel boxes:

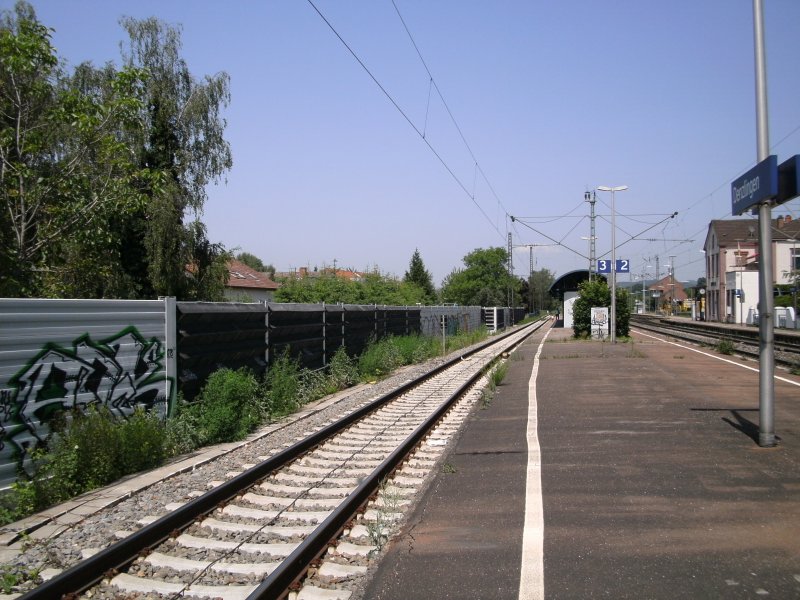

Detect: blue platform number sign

[596,259,629,274]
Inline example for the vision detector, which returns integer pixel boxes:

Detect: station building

[703,216,800,324]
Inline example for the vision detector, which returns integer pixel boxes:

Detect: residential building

[703,216,800,323]
[224,259,280,302]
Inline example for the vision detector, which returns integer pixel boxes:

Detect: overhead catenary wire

[389,0,530,245]
[306,0,506,241]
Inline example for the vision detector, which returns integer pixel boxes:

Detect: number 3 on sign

[597,259,611,273]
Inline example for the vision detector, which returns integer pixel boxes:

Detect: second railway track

[630,314,800,369]
[17,318,549,600]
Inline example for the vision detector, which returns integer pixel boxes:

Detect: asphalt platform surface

[364,321,800,599]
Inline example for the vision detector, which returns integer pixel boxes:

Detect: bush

[118,408,166,474]
[187,368,262,445]
[327,346,359,390]
[358,336,402,380]
[39,406,122,501]
[163,395,202,457]
[11,405,168,514]
[264,352,302,418]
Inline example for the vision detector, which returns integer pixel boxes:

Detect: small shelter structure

[548,269,596,328]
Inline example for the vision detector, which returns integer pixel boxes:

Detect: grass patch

[490,361,509,387]
[480,388,493,409]
[717,338,735,355]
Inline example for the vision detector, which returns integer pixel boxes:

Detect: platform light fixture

[596,185,628,343]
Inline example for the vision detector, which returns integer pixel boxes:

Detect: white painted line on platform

[632,329,800,387]
[518,328,551,600]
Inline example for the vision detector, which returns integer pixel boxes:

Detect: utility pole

[507,232,515,323]
[585,191,597,280]
[669,255,676,315]
[529,246,534,313]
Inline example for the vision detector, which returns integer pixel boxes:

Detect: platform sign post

[751,0,775,448]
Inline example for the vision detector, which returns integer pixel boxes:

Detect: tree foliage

[440,247,521,306]
[403,248,436,304]
[1,3,154,296]
[275,272,428,305]
[0,3,231,299]
[118,16,232,300]
[527,267,556,312]
[236,251,274,279]
[572,278,630,338]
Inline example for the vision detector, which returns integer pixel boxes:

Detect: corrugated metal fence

[0,298,175,487]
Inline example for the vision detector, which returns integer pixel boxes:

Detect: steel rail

[19,318,546,600]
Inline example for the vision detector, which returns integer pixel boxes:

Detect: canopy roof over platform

[548,270,607,299]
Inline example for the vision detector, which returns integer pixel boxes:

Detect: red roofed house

[224,259,280,302]
[648,276,688,314]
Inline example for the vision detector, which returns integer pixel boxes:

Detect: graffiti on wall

[0,326,171,476]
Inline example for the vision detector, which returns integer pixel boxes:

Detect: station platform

[364,321,800,599]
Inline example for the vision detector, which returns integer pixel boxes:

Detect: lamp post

[597,185,628,342]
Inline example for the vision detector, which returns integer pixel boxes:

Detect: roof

[548,270,602,297]
[706,217,800,248]
[226,259,280,291]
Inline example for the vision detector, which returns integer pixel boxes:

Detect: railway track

[20,318,548,600]
[630,314,800,369]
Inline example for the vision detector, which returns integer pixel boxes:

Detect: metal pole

[642,268,647,314]
[529,246,534,312]
[585,191,597,281]
[442,314,446,355]
[611,189,616,342]
[670,255,676,316]
[753,0,775,447]
[597,186,626,341]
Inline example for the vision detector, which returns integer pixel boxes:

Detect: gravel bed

[5,348,472,595]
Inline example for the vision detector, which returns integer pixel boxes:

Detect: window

[792,247,800,271]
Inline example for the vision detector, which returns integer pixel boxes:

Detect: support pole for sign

[753,0,775,447]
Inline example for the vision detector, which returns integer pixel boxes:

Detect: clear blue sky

[7,0,800,286]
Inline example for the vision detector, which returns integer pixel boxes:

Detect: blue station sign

[731,155,777,215]
[597,259,630,274]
